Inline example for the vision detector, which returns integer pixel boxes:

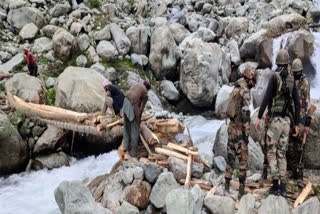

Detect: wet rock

[19,23,38,40]
[109,23,131,55]
[7,7,45,29]
[126,25,149,55]
[0,113,27,175]
[237,193,255,214]
[142,163,162,184]
[96,40,118,61]
[160,80,180,101]
[258,195,290,214]
[54,180,110,214]
[168,157,204,181]
[291,197,320,214]
[119,201,139,214]
[32,151,69,170]
[55,66,105,113]
[204,195,235,214]
[5,73,45,104]
[33,37,52,53]
[149,172,180,208]
[123,180,151,209]
[288,30,314,63]
[166,188,195,214]
[52,29,75,60]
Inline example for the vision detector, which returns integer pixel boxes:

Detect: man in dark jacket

[101,79,125,116]
[24,49,38,77]
[123,80,150,159]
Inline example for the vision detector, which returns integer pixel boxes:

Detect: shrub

[88,0,101,8]
[45,88,56,106]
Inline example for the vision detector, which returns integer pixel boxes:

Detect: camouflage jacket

[296,75,310,119]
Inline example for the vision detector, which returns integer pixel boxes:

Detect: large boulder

[160,80,180,102]
[258,195,290,214]
[169,23,191,44]
[238,193,255,214]
[251,68,273,108]
[215,85,233,118]
[142,163,162,184]
[19,23,38,40]
[0,53,24,73]
[180,39,221,107]
[122,180,151,209]
[0,113,27,175]
[213,123,228,157]
[33,125,67,155]
[126,25,149,55]
[52,29,75,60]
[33,37,52,53]
[92,25,111,41]
[191,185,204,214]
[55,180,110,214]
[204,195,235,214]
[166,189,195,214]
[55,66,105,113]
[225,17,248,38]
[7,7,45,29]
[96,40,118,61]
[149,25,178,80]
[168,157,204,181]
[41,25,60,38]
[228,40,241,66]
[50,2,71,17]
[31,151,69,170]
[149,172,180,208]
[266,14,306,37]
[240,29,268,60]
[119,201,139,214]
[109,23,131,55]
[5,73,45,104]
[291,197,320,214]
[257,38,273,68]
[288,30,314,63]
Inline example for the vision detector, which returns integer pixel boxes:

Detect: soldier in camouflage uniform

[225,67,256,200]
[255,49,301,197]
[287,58,310,180]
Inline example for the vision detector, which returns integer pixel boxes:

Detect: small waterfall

[310,33,320,99]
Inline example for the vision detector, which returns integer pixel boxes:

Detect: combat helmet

[292,58,303,73]
[276,49,289,65]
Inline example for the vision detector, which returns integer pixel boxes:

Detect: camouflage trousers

[287,124,305,177]
[225,123,248,180]
[266,116,290,180]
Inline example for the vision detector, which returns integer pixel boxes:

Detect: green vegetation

[8,109,28,126]
[45,88,56,106]
[14,61,27,73]
[128,0,136,14]
[93,15,109,31]
[233,169,239,178]
[0,84,5,92]
[88,0,101,8]
[0,119,17,138]
[37,55,49,65]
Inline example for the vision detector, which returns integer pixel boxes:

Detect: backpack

[226,86,242,119]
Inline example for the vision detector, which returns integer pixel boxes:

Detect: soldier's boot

[225,178,231,193]
[261,165,268,180]
[269,179,280,195]
[290,170,298,180]
[238,176,246,200]
[280,180,287,197]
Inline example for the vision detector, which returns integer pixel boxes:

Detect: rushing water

[310,32,320,99]
[0,151,119,214]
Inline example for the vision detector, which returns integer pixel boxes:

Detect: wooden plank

[185,154,193,187]
[167,142,199,156]
[155,147,188,160]
[140,134,153,156]
[294,181,313,208]
[179,179,212,191]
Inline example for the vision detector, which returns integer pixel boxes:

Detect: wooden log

[185,154,193,187]
[187,127,193,146]
[140,134,153,156]
[194,156,211,169]
[0,72,13,80]
[294,181,313,208]
[155,147,188,161]
[156,160,169,168]
[70,131,76,153]
[179,179,212,191]
[167,142,199,156]
[141,124,159,145]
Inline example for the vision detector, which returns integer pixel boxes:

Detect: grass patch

[88,0,101,8]
[0,84,5,92]
[0,118,17,138]
[128,0,137,14]
[45,88,56,106]
[93,15,109,31]
[8,109,28,126]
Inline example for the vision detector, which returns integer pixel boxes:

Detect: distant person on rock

[225,67,257,200]
[24,49,38,77]
[255,49,301,197]
[101,79,125,117]
[122,80,150,160]
[287,58,310,181]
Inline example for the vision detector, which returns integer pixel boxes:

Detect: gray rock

[228,40,241,66]
[169,23,190,44]
[237,194,255,214]
[142,163,162,184]
[248,137,264,171]
[50,2,71,17]
[78,34,90,52]
[160,80,180,101]
[126,25,149,55]
[122,180,151,209]
[55,66,105,113]
[214,156,226,172]
[180,39,221,107]
[132,166,144,180]
[33,37,52,53]
[240,29,267,61]
[19,23,38,40]
[258,195,290,214]
[291,197,320,214]
[130,54,143,67]
[5,73,45,104]
[70,22,83,36]
[46,77,55,88]
[267,14,306,37]
[52,29,75,60]
[54,180,109,214]
[109,23,131,55]
[202,3,213,14]
[33,125,66,155]
[179,28,217,52]
[149,172,180,208]
[121,168,134,185]
[41,25,60,38]
[86,46,100,64]
[215,85,233,118]
[166,189,194,214]
[0,113,27,175]
[251,68,273,108]
[225,17,248,38]
[149,25,178,80]
[92,25,111,41]
[32,125,45,137]
[7,7,45,29]
[168,157,204,181]
[96,40,118,61]
[0,51,12,62]
[288,30,314,63]
[204,195,235,214]
[32,152,69,170]
[119,201,139,214]
[0,53,24,73]
[76,55,87,67]
[191,185,204,214]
